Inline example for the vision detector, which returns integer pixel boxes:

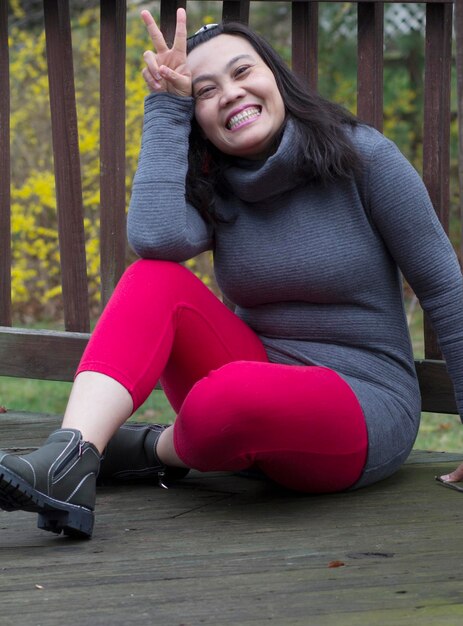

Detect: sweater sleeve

[127,92,213,261]
[367,136,463,420]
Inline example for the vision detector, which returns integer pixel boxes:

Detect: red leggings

[77,260,368,492]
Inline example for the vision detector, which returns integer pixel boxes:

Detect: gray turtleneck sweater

[128,93,463,488]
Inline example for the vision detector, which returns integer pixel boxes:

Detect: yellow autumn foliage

[7,4,458,321]
[9,6,218,322]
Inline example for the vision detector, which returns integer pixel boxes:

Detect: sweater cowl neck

[223,119,305,204]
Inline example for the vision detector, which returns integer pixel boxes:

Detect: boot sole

[0,466,94,539]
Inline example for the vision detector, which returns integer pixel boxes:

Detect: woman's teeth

[227,107,261,130]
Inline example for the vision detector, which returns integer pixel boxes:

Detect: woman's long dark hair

[186,21,362,224]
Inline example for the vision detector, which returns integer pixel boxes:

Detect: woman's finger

[141,10,168,54]
[172,8,187,56]
[143,50,162,81]
[142,67,160,92]
[159,65,191,97]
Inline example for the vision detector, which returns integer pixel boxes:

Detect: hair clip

[189,23,219,39]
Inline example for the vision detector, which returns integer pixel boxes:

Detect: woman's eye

[234,65,251,77]
[195,85,216,99]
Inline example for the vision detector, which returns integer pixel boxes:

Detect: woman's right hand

[440,460,463,484]
[141,8,192,97]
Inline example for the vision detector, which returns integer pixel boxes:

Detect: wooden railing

[0,0,457,413]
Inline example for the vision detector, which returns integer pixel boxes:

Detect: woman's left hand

[141,8,192,97]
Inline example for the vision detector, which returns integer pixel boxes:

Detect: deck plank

[1,411,463,625]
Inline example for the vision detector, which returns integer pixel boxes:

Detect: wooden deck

[1,412,463,625]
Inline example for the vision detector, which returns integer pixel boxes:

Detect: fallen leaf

[328,560,345,568]
[438,423,452,431]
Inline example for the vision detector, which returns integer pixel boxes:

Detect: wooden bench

[0,1,458,408]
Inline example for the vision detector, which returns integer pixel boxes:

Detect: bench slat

[161,0,187,48]
[222,1,250,22]
[424,2,452,231]
[43,0,90,332]
[357,1,384,130]
[458,0,463,263]
[100,0,127,308]
[416,360,458,414]
[0,327,89,381]
[423,2,453,360]
[291,1,318,89]
[0,327,159,391]
[0,0,11,326]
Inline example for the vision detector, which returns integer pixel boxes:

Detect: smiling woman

[182,18,362,224]
[1,8,463,541]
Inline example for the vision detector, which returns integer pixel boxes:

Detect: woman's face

[186,34,286,160]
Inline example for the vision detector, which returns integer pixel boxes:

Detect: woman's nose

[219,82,246,107]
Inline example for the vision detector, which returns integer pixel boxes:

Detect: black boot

[0,429,100,539]
[98,423,189,486]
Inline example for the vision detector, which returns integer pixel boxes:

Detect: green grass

[0,378,175,424]
[416,412,463,451]
[1,300,461,451]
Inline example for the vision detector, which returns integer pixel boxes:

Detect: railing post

[161,0,187,47]
[100,0,127,308]
[423,1,453,359]
[0,0,11,326]
[222,0,250,23]
[292,1,318,90]
[357,1,384,131]
[43,0,89,332]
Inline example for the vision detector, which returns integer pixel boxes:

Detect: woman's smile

[226,105,262,131]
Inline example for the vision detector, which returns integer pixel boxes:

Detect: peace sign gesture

[141,8,192,97]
